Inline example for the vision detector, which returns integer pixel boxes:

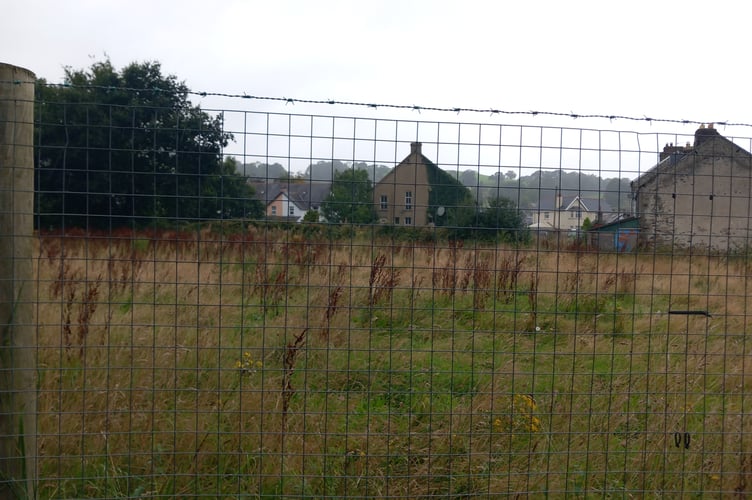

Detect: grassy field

[34,225,752,498]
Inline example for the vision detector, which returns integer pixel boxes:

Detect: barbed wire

[5,78,750,130]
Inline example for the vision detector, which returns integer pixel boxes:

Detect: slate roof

[536,194,612,214]
[251,181,331,210]
[631,126,751,191]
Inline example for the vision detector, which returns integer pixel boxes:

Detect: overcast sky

[3,0,752,175]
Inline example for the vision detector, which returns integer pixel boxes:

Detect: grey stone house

[631,125,752,251]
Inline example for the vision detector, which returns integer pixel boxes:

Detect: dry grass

[33,227,752,498]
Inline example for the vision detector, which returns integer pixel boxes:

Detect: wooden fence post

[0,63,37,499]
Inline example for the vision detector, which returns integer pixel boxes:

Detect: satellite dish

[437,206,445,216]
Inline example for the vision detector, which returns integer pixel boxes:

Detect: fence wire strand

[5,77,752,130]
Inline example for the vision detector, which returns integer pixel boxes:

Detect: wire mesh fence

[5,75,752,497]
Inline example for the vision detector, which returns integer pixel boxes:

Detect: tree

[302,210,319,223]
[35,59,261,229]
[474,196,528,242]
[320,169,377,224]
[219,157,265,219]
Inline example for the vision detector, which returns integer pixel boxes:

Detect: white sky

[3,0,752,177]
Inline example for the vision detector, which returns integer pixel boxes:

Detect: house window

[405,217,412,225]
[289,205,295,216]
[394,217,400,225]
[380,194,388,210]
[271,206,277,216]
[544,212,550,220]
[405,191,412,210]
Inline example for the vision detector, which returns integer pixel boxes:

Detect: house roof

[632,124,752,191]
[269,191,305,211]
[536,193,612,214]
[565,196,612,214]
[589,215,639,232]
[251,181,331,209]
[375,142,473,209]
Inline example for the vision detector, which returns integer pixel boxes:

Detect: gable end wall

[637,144,752,250]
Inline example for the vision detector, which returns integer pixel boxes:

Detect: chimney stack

[410,142,422,156]
[694,123,720,147]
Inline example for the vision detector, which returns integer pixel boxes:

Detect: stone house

[265,191,308,221]
[631,125,752,251]
[373,142,472,227]
[529,192,613,232]
[250,181,331,222]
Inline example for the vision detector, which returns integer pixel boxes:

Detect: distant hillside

[450,169,632,213]
[238,159,392,183]
[236,158,632,214]
[239,162,288,180]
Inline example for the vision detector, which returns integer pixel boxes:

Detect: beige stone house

[631,125,752,251]
[373,142,473,227]
[529,192,613,232]
[250,181,331,222]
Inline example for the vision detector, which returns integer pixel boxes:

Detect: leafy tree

[320,169,377,224]
[302,210,319,223]
[219,157,265,219]
[35,59,261,229]
[473,196,528,242]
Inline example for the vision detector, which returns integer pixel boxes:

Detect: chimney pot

[694,123,720,146]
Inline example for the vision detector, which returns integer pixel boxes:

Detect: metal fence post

[0,63,37,499]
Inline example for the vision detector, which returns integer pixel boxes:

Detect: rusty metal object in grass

[668,310,712,318]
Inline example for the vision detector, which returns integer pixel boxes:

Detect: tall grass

[34,227,752,498]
